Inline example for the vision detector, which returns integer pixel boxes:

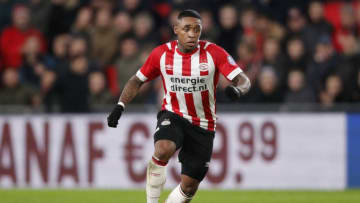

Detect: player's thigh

[154,110,185,151]
[179,125,215,181]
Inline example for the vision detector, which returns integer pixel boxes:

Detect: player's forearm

[232,72,251,94]
[118,75,144,106]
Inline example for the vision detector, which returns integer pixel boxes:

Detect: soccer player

[107,9,251,203]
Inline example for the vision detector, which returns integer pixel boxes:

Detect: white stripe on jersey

[136,70,148,82]
[227,67,243,81]
[206,51,217,123]
[204,41,212,49]
[159,52,172,111]
[166,42,171,50]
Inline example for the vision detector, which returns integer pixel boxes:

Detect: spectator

[28,0,52,34]
[247,67,283,103]
[303,0,333,55]
[133,12,158,46]
[113,11,132,36]
[333,3,357,52]
[240,7,262,52]
[119,0,144,16]
[44,34,70,71]
[56,35,99,74]
[235,39,260,83]
[284,70,315,103]
[0,68,40,106]
[216,4,242,56]
[37,34,71,112]
[71,6,93,37]
[115,37,141,92]
[282,7,307,49]
[162,9,181,42]
[20,36,48,88]
[90,0,115,10]
[320,75,345,108]
[52,56,92,113]
[261,38,286,89]
[256,14,285,41]
[68,36,89,59]
[199,9,219,42]
[46,0,82,45]
[0,4,46,68]
[336,33,360,101]
[88,71,114,112]
[284,36,308,72]
[287,7,306,35]
[306,35,338,96]
[90,8,118,68]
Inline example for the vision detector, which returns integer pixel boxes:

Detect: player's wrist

[236,76,251,94]
[117,101,125,109]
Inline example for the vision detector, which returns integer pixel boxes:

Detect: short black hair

[178,9,201,20]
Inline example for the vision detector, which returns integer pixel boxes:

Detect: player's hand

[225,85,242,101]
[107,104,124,128]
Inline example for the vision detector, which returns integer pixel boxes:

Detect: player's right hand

[107,104,124,128]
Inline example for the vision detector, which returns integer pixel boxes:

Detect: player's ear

[173,24,179,35]
[173,19,180,34]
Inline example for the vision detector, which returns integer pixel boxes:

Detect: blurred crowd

[0,0,360,113]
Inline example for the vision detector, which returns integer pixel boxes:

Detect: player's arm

[225,72,251,100]
[107,75,144,128]
[107,45,163,128]
[206,43,251,100]
[119,75,144,105]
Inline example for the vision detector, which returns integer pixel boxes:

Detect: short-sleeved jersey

[136,40,242,131]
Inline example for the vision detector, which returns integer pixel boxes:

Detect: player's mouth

[186,41,197,46]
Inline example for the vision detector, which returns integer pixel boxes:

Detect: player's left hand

[225,85,242,100]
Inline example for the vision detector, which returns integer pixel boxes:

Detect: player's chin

[185,43,197,49]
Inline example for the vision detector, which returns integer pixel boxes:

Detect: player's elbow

[129,75,144,88]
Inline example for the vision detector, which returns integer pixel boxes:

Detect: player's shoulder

[151,41,177,54]
[149,42,171,58]
[200,40,224,52]
[200,40,227,55]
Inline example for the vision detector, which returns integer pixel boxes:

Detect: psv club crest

[199,63,209,72]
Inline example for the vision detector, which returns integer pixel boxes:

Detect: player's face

[174,17,202,52]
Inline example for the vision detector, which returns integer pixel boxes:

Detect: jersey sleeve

[136,46,164,82]
[206,44,243,81]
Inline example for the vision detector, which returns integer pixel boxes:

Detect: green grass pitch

[0,189,359,203]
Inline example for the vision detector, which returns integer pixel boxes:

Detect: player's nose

[188,30,196,38]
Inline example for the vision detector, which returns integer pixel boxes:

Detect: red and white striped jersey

[136,40,242,131]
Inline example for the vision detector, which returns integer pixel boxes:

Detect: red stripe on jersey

[182,55,191,76]
[171,41,177,49]
[184,93,200,126]
[201,90,214,131]
[170,92,182,116]
[161,98,167,110]
[165,50,174,75]
[199,43,208,76]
